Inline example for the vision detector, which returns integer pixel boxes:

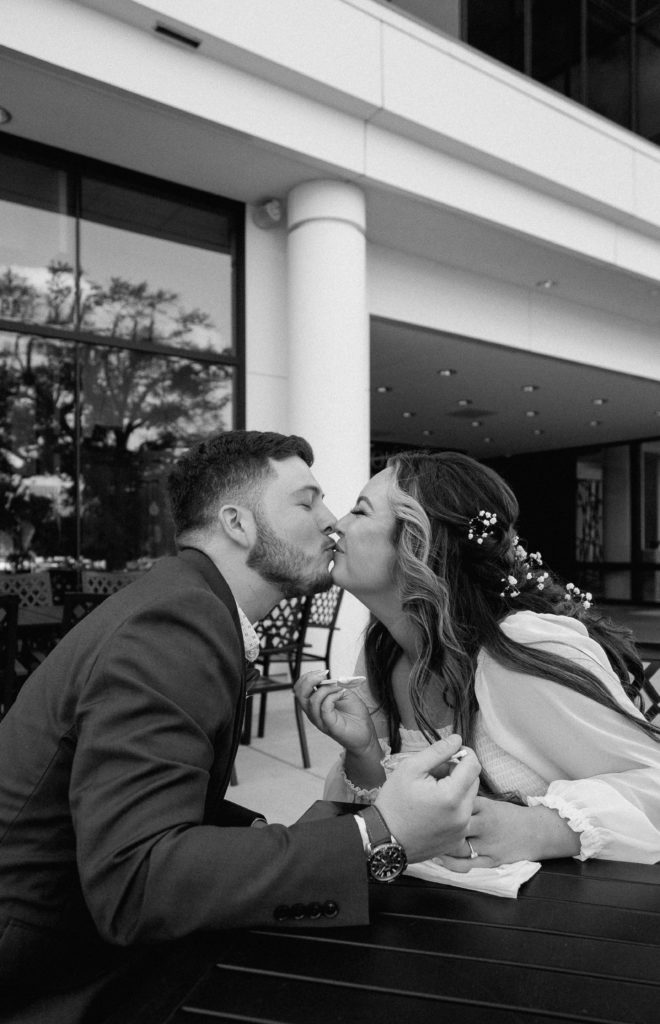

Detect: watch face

[369,843,407,883]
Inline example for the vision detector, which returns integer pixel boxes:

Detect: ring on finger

[466,838,478,859]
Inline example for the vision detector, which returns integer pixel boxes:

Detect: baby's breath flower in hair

[467,510,498,545]
[565,582,592,609]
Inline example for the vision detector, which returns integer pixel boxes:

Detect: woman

[295,451,660,866]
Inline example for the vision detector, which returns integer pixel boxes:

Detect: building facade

[2,0,660,662]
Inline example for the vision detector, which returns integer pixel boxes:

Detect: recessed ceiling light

[422,429,433,436]
[471,420,482,427]
[592,398,608,405]
[533,429,544,436]
[521,384,539,392]
[525,410,539,417]
[0,107,12,125]
[483,437,492,443]
[589,420,601,427]
[402,411,415,418]
[457,398,472,407]
[437,368,456,376]
[535,279,557,289]
[375,385,392,393]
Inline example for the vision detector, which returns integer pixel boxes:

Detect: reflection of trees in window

[0,260,234,567]
[0,335,77,560]
[1,258,225,352]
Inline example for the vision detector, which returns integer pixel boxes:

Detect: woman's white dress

[323,611,660,863]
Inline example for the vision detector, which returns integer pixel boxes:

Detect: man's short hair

[167,430,314,536]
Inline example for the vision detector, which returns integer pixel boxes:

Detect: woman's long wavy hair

[363,450,659,752]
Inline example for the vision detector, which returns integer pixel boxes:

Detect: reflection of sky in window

[80,220,233,353]
[0,202,233,354]
[0,201,74,266]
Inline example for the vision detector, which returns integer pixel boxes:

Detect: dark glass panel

[79,177,234,354]
[0,332,77,566]
[531,0,582,100]
[586,0,632,128]
[637,13,660,142]
[78,348,234,568]
[0,151,76,329]
[466,0,526,72]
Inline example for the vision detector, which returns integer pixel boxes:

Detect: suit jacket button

[308,902,322,919]
[274,905,291,922]
[291,903,307,920]
[322,900,339,918]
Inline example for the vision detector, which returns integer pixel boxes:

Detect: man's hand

[375,735,480,863]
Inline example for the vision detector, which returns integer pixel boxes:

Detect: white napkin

[405,857,541,898]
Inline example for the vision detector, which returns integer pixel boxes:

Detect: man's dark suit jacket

[0,549,368,1007]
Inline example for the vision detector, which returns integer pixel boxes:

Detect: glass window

[531,0,582,101]
[0,332,77,566]
[0,151,76,329]
[0,135,244,574]
[586,1,632,130]
[637,11,660,143]
[466,0,526,72]
[79,176,235,354]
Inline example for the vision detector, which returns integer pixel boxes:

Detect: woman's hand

[294,669,378,755]
[435,795,581,871]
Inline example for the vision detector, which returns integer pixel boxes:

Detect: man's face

[247,457,337,597]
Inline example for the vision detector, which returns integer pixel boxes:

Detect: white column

[287,179,370,671]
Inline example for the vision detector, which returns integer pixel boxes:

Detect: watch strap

[359,804,394,849]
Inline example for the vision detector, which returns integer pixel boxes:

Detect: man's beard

[247,513,333,598]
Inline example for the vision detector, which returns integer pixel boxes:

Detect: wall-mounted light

[252,198,283,230]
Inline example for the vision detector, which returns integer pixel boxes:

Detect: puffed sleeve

[476,611,660,863]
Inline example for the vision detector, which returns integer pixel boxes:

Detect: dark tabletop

[115,853,660,1024]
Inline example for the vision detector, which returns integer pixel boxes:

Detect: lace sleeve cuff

[526,793,606,861]
[334,739,392,804]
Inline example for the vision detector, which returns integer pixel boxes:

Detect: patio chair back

[81,569,144,595]
[0,572,53,608]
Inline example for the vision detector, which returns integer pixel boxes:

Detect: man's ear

[218,504,256,549]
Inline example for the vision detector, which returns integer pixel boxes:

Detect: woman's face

[332,467,398,600]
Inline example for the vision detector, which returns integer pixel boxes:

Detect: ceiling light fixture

[535,279,557,289]
[592,398,608,405]
[422,429,434,436]
[457,398,472,407]
[471,420,482,427]
[521,384,539,392]
[589,420,601,427]
[533,429,544,436]
[437,368,457,376]
[0,107,12,125]
[483,437,492,443]
[375,385,392,393]
[525,410,539,417]
[402,411,416,418]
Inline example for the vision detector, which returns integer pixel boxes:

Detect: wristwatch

[359,805,408,883]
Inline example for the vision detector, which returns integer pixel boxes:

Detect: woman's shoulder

[498,609,590,646]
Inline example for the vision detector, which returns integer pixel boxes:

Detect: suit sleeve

[70,589,369,945]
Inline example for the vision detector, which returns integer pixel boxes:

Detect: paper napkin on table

[405,858,541,898]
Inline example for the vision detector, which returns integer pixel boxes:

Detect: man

[0,431,479,1018]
